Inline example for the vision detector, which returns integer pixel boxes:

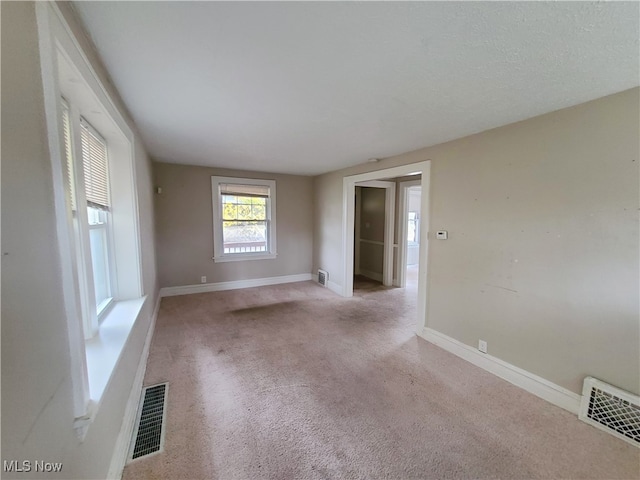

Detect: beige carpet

[124,279,639,479]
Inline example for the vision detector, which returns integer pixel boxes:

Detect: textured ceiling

[72,2,639,176]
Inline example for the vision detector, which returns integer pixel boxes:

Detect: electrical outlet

[200,276,207,284]
[478,340,488,354]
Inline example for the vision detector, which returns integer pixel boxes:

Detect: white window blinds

[220,183,270,198]
[80,119,110,210]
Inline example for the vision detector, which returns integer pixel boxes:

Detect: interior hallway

[124,281,638,479]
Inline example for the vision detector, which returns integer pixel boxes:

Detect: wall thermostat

[436,231,448,240]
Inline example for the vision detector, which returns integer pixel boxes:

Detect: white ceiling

[72,1,639,176]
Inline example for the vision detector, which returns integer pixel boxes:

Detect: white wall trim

[316,270,342,295]
[211,176,277,262]
[160,273,313,297]
[35,1,91,421]
[419,328,581,414]
[342,161,430,334]
[396,179,422,288]
[327,280,342,296]
[359,238,385,246]
[358,269,383,283]
[107,294,160,480]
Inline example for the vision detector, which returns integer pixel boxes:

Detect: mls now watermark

[4,460,63,473]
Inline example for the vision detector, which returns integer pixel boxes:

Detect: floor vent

[317,269,328,287]
[128,383,168,461]
[579,377,639,447]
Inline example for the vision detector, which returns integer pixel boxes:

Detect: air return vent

[128,383,168,461]
[317,269,328,287]
[579,377,639,447]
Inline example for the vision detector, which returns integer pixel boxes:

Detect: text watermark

[3,460,63,473]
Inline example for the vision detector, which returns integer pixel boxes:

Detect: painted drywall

[359,187,386,242]
[314,87,640,396]
[154,162,313,287]
[1,2,158,479]
[358,187,385,276]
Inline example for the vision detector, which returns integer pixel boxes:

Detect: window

[62,102,115,335]
[211,177,277,262]
[407,211,420,245]
[38,2,145,435]
[82,119,114,316]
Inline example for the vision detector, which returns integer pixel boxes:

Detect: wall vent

[317,269,328,287]
[128,383,168,462]
[579,377,639,447]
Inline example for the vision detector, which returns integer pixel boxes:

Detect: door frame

[354,180,396,286]
[342,161,431,333]
[397,179,422,288]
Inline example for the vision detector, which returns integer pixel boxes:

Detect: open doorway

[342,161,430,333]
[354,181,395,291]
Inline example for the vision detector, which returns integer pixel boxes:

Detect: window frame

[211,176,277,262]
[87,205,115,320]
[80,116,116,324]
[63,101,118,335]
[36,1,146,439]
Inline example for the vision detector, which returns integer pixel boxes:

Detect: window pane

[222,203,238,220]
[408,220,416,243]
[223,220,267,254]
[407,211,419,244]
[89,226,110,309]
[237,204,251,219]
[222,195,267,221]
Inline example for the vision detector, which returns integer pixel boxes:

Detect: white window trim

[36,2,145,440]
[73,114,116,335]
[211,176,277,262]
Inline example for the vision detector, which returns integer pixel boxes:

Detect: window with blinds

[80,119,110,211]
[211,176,277,261]
[220,183,270,254]
[61,99,114,320]
[79,119,112,310]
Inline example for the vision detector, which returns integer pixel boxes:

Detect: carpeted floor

[123,279,639,479]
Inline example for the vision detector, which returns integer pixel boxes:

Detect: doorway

[342,161,430,333]
[354,181,395,288]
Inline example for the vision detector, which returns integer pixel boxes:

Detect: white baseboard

[327,280,343,296]
[359,268,383,282]
[419,327,581,415]
[160,273,313,297]
[107,294,160,479]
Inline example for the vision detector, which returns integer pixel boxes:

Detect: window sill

[96,297,114,322]
[84,296,146,403]
[213,253,277,263]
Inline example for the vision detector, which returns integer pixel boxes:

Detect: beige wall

[154,162,314,287]
[357,187,385,276]
[1,2,158,478]
[360,187,386,242]
[314,88,640,396]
